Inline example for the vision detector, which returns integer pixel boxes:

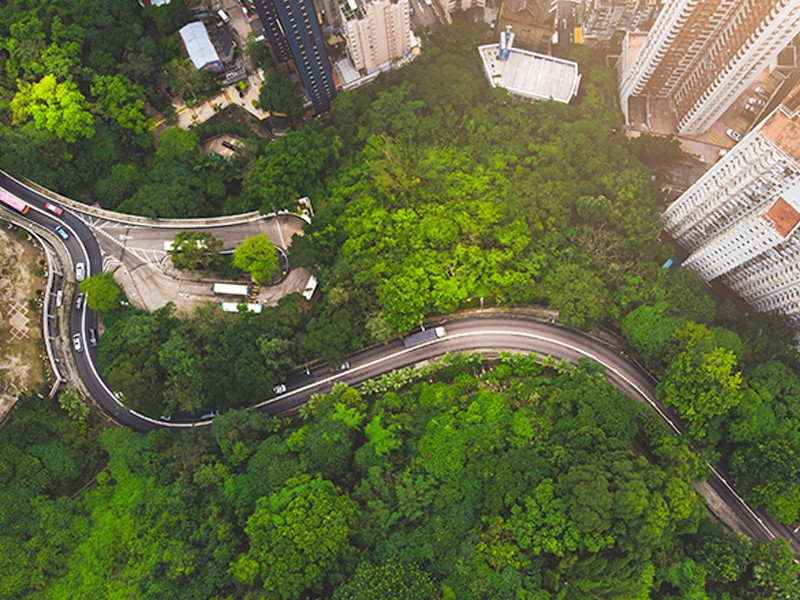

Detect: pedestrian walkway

[156,73,269,129]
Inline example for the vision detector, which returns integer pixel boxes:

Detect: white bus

[221,302,263,313]
[212,283,250,296]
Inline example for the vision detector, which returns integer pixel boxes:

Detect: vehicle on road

[160,415,172,422]
[725,129,742,142]
[212,282,249,296]
[272,383,287,394]
[238,0,250,19]
[403,326,447,348]
[217,8,230,24]
[54,225,69,240]
[72,333,83,353]
[88,328,97,347]
[200,411,220,420]
[75,293,85,311]
[45,202,63,215]
[0,190,30,214]
[75,262,86,281]
[337,361,351,371]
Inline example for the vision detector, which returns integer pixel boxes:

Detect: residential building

[661,86,800,326]
[618,0,800,135]
[252,0,337,113]
[339,0,412,72]
[496,0,553,53]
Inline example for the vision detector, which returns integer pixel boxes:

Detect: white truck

[403,326,447,348]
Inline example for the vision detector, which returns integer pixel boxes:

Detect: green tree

[90,73,152,134]
[169,231,224,271]
[10,75,95,143]
[333,560,438,600]
[545,263,608,329]
[658,323,744,442]
[231,234,278,284]
[259,68,302,118]
[156,127,200,163]
[230,474,359,598]
[57,389,89,423]
[79,272,123,315]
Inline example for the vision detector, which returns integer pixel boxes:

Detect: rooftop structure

[661,85,800,328]
[179,22,222,72]
[478,40,580,103]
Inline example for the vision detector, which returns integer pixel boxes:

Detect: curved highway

[1,171,798,553]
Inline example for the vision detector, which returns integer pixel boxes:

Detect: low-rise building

[179,22,223,72]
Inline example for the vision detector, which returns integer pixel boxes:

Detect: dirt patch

[0,225,48,417]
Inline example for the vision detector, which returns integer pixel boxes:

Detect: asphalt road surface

[1,171,798,553]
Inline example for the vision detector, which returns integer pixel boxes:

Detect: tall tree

[232,234,278,284]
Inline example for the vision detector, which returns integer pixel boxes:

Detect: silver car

[72,333,83,353]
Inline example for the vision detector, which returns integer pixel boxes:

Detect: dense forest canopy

[3,355,798,598]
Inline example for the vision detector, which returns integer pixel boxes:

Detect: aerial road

[1,171,798,554]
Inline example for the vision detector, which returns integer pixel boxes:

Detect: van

[217,9,230,24]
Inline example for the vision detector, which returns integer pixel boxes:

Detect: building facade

[339,0,412,72]
[661,88,800,325]
[252,0,337,113]
[619,0,800,135]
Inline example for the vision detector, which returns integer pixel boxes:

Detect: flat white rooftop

[478,44,581,103]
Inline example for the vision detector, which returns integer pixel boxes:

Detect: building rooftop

[761,110,800,163]
[762,197,800,238]
[478,44,580,103]
[179,22,221,71]
[499,0,550,28]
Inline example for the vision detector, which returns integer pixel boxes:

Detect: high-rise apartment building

[618,0,800,135]
[661,87,800,325]
[339,0,412,72]
[252,0,337,113]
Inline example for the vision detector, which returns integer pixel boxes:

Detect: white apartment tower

[339,0,411,72]
[661,87,800,325]
[618,0,800,135]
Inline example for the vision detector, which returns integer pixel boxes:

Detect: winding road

[1,170,799,553]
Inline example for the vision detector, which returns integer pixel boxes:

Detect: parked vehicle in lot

[75,262,85,281]
[75,293,85,310]
[45,202,63,215]
[88,328,97,347]
[54,225,69,240]
[747,97,765,106]
[72,333,83,353]
[726,129,742,142]
[273,383,287,394]
[755,86,768,98]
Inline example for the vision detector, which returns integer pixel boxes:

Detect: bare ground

[0,226,47,418]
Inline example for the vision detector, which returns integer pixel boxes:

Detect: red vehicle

[0,189,30,214]
[238,1,250,19]
[45,202,63,216]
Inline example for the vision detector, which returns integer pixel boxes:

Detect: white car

[725,129,742,142]
[273,383,287,395]
[75,262,85,281]
[72,333,83,353]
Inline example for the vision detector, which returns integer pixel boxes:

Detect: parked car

[272,383,287,395]
[54,225,69,240]
[75,293,85,311]
[75,262,85,281]
[755,86,769,98]
[726,129,742,142]
[45,202,63,216]
[72,333,83,353]
[747,97,765,106]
